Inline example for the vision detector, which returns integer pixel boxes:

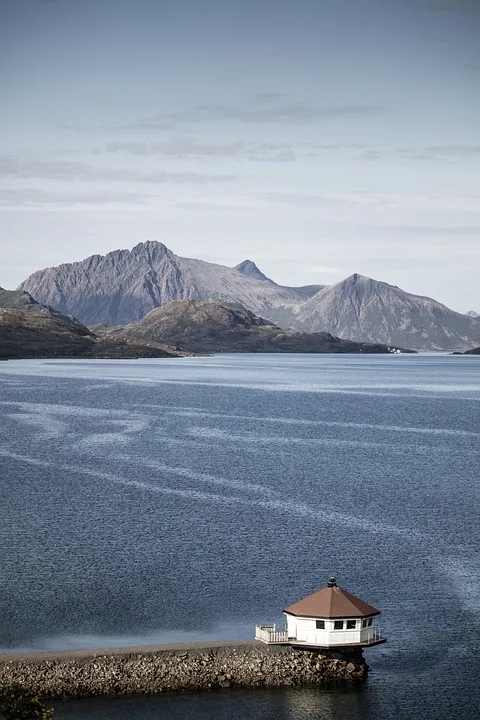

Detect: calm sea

[0,354,479,719]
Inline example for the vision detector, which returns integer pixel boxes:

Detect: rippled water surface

[0,354,479,719]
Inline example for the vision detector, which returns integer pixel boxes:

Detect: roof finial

[327,577,337,587]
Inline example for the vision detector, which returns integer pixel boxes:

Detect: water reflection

[53,686,370,720]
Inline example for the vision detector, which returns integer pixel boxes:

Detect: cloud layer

[95,137,480,164]
[102,101,385,131]
[0,155,235,184]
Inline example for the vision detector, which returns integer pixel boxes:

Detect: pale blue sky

[1,0,479,310]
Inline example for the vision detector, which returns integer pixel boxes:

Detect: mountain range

[17,241,480,351]
[18,241,321,327]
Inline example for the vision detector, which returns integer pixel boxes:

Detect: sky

[0,0,479,312]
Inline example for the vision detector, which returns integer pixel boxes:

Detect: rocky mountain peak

[293,273,480,351]
[329,274,409,305]
[235,259,272,283]
[131,240,169,258]
[340,273,384,288]
[346,273,370,283]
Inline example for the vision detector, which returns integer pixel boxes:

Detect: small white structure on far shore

[255,577,386,648]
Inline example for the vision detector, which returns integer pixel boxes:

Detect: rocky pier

[0,641,368,699]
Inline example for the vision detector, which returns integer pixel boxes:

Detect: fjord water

[0,354,479,719]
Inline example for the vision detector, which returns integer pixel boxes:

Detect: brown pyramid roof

[284,580,380,619]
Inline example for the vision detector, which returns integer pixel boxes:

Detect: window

[362,619,367,628]
[334,620,344,630]
[316,620,325,629]
[346,620,356,630]
[368,618,373,627]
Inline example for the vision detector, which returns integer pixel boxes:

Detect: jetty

[0,578,384,698]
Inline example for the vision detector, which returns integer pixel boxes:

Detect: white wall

[285,613,376,647]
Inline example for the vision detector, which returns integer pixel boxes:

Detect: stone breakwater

[0,642,368,698]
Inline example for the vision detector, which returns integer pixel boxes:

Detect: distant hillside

[104,299,413,354]
[16,241,477,351]
[18,241,321,326]
[0,288,192,360]
[290,274,480,352]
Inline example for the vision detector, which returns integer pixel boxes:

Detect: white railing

[255,624,385,647]
[255,625,290,644]
[361,626,384,645]
[326,626,384,646]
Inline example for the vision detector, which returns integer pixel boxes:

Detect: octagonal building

[256,577,386,648]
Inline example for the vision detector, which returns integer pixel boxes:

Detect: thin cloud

[98,138,478,165]
[375,223,480,237]
[402,145,480,160]
[168,199,255,212]
[162,103,383,124]
[0,155,236,184]
[258,191,480,212]
[0,189,255,212]
[260,192,351,208]
[99,136,299,162]
[0,188,158,209]
[98,137,368,163]
[101,137,247,158]
[360,149,386,161]
[359,144,480,163]
[249,92,290,104]
[106,102,385,131]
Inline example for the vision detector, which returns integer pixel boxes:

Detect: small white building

[256,577,386,648]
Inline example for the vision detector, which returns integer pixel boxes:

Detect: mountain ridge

[17,241,479,351]
[235,259,272,282]
[19,241,320,327]
[291,273,480,351]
